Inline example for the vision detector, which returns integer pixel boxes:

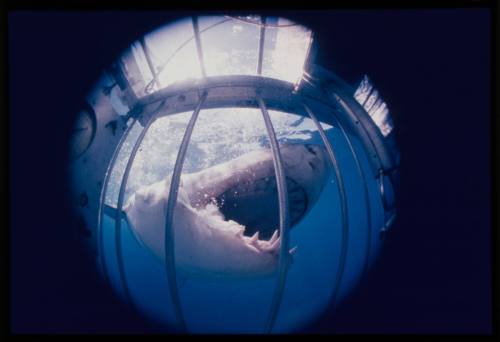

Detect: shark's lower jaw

[173,198,286,278]
[124,144,329,279]
[124,183,284,279]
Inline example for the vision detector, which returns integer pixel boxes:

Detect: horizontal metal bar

[163,92,208,332]
[134,75,338,128]
[128,65,397,179]
[137,75,298,107]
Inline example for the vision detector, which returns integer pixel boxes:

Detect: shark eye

[69,12,399,334]
[305,145,318,156]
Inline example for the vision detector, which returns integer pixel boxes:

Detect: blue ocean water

[100,108,384,333]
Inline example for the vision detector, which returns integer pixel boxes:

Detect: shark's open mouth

[124,144,330,278]
[216,177,308,240]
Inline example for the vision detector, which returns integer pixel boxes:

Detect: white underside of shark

[123,144,329,279]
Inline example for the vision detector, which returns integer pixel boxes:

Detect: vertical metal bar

[192,16,207,78]
[97,118,138,287]
[114,101,165,307]
[140,37,162,89]
[164,92,208,332]
[302,104,349,310]
[256,94,291,333]
[332,111,373,284]
[114,120,155,306]
[257,16,266,75]
[306,104,375,302]
[332,92,383,177]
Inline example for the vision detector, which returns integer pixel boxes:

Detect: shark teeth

[241,229,295,259]
[269,229,279,244]
[235,227,245,238]
[269,235,281,251]
[241,229,281,255]
[245,243,260,253]
[249,231,259,244]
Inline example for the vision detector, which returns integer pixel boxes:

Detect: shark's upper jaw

[184,143,329,240]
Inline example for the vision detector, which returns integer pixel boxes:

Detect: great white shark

[123,144,330,278]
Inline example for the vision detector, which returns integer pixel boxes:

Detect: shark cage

[68,14,400,333]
